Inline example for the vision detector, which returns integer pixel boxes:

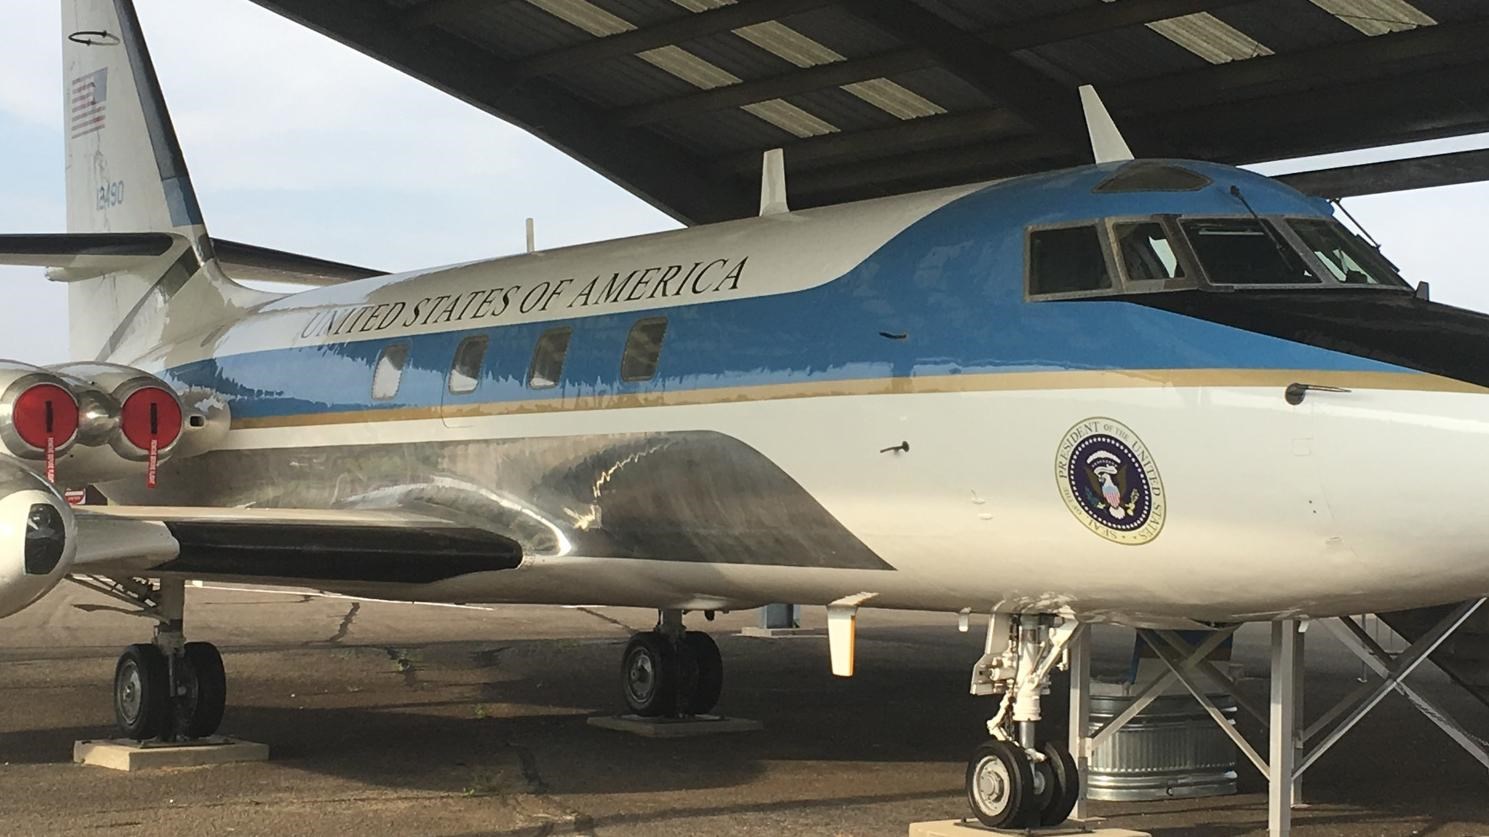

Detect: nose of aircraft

[1308,385,1489,610]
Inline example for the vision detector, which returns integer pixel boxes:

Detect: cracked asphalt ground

[2,583,1487,836]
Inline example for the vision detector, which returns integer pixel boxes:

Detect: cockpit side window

[1027,225,1114,298]
[1113,222,1184,283]
[1288,219,1407,288]
[1180,219,1321,285]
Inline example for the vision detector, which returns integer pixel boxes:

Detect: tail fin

[61,0,251,362]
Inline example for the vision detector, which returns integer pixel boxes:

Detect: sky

[1,0,1487,364]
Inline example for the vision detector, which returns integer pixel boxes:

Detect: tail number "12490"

[97,180,124,210]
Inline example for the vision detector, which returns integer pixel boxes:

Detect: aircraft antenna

[759,149,789,216]
[1078,85,1134,164]
[525,218,536,254]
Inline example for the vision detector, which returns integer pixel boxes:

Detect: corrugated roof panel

[1406,0,1489,24]
[927,0,1091,29]
[586,0,693,28]
[883,67,1000,112]
[780,86,912,133]
[1309,0,1435,36]
[651,106,800,155]
[438,0,596,58]
[1146,11,1274,63]
[769,7,907,55]
[1023,25,1207,86]
[1209,0,1366,53]
[523,0,839,137]
[547,54,699,108]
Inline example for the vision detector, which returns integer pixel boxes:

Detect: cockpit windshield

[1026,214,1410,300]
[1180,219,1320,285]
[1288,219,1408,288]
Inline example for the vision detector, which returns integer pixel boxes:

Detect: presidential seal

[1056,418,1165,545]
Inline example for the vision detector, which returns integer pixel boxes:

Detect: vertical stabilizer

[61,0,246,362]
[1078,85,1135,164]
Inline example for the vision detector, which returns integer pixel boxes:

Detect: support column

[761,603,799,630]
[1067,623,1091,822]
[1291,624,1306,806]
[1270,620,1300,837]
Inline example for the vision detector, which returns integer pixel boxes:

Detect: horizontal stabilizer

[0,232,187,282]
[0,234,384,287]
[213,238,386,286]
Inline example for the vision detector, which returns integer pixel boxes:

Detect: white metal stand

[1071,600,1489,837]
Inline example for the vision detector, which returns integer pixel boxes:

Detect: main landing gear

[71,576,227,741]
[965,614,1083,829]
[620,610,723,717]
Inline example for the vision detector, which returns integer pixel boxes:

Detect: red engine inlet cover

[120,387,183,450]
[13,384,79,450]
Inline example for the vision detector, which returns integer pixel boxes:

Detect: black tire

[682,632,722,716]
[178,642,227,739]
[114,644,169,740]
[1040,741,1081,826]
[965,740,1038,829]
[621,632,675,717]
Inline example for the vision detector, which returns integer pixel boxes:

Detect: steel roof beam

[510,0,841,80]
[616,0,1251,127]
[1277,149,1489,199]
[249,0,754,225]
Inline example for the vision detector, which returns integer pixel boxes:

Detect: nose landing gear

[965,614,1083,829]
[619,609,723,717]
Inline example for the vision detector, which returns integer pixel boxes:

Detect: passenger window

[1028,226,1113,296]
[1181,219,1321,285]
[1114,222,1184,283]
[448,335,488,394]
[621,318,667,382]
[527,327,571,389]
[371,342,409,401]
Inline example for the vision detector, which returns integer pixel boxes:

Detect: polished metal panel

[111,430,894,570]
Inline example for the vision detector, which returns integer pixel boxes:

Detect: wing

[1116,464,1131,497]
[72,505,522,584]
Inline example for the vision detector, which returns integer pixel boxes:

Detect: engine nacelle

[49,363,187,486]
[0,460,77,619]
[0,361,81,465]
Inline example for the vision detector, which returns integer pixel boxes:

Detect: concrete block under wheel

[907,821,1150,837]
[739,626,824,638]
[586,714,763,737]
[74,737,269,771]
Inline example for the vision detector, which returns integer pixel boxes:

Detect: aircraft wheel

[1039,741,1081,826]
[965,739,1039,829]
[682,632,722,715]
[621,632,676,717]
[114,644,170,740]
[177,642,227,739]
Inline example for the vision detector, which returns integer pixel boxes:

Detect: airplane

[1,0,1487,829]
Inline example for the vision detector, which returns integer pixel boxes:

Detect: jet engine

[0,361,82,480]
[49,363,186,487]
[0,459,76,618]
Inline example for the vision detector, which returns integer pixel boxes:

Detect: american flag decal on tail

[70,68,108,138]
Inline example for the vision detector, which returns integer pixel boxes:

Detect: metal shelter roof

[249,0,1489,225]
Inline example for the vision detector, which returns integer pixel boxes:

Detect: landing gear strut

[73,575,227,741]
[620,609,723,717]
[965,613,1083,829]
